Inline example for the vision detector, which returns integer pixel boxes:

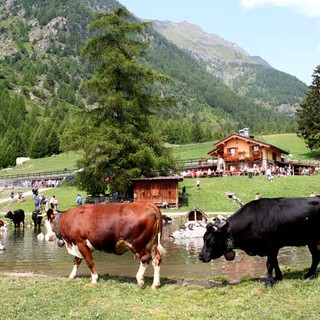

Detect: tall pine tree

[62,7,176,195]
[297,65,320,150]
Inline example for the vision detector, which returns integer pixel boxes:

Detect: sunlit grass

[0,273,319,320]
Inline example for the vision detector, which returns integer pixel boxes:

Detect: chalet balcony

[224,151,263,162]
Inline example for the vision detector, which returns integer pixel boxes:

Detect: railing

[176,158,217,169]
[0,169,75,181]
[0,170,76,188]
[224,151,263,162]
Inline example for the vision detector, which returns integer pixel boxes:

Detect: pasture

[0,271,320,319]
[0,134,320,319]
[1,133,319,216]
[1,174,320,217]
[0,133,317,178]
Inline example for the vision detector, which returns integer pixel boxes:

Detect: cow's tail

[156,231,166,257]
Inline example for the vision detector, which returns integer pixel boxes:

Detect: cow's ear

[206,222,218,232]
[47,209,56,222]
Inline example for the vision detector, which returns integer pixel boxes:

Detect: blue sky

[119,0,320,85]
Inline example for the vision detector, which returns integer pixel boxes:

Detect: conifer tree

[62,7,176,195]
[297,65,320,150]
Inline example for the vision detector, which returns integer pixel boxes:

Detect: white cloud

[239,0,320,18]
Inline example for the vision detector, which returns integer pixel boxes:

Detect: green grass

[1,175,320,217]
[0,186,88,218]
[172,174,320,213]
[0,134,320,319]
[0,151,80,177]
[168,141,214,160]
[0,133,319,217]
[0,273,320,319]
[0,134,317,179]
[256,133,320,160]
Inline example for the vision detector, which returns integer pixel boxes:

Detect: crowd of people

[181,163,317,179]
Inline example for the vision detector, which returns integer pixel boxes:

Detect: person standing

[50,195,58,211]
[10,191,14,202]
[76,194,83,205]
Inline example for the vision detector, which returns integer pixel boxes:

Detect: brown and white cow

[46,202,166,288]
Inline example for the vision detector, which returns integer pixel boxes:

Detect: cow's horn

[217,220,227,229]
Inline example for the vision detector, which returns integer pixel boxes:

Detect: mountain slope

[152,20,307,114]
[0,0,299,167]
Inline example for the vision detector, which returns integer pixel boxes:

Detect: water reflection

[0,218,313,282]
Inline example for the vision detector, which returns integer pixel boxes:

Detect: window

[228,147,237,156]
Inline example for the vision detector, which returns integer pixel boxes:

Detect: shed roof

[131,176,184,182]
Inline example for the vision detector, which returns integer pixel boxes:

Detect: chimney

[238,127,249,137]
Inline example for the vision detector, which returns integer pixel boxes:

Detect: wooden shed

[185,207,209,223]
[131,176,183,208]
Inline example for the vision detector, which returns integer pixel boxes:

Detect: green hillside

[0,0,300,169]
[0,134,316,178]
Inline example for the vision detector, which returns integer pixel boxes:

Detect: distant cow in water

[5,210,25,228]
[46,202,166,288]
[32,210,43,228]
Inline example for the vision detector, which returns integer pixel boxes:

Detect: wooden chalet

[208,128,289,174]
[131,176,183,208]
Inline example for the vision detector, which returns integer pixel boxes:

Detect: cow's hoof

[304,274,316,280]
[274,276,282,282]
[264,279,274,288]
[151,283,161,290]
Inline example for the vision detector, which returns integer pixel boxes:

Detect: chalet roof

[208,133,289,155]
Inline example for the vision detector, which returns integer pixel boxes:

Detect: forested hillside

[152,20,307,116]
[0,0,298,168]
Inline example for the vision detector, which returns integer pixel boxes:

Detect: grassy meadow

[0,133,316,178]
[0,133,320,217]
[1,175,320,218]
[0,273,320,320]
[0,133,320,320]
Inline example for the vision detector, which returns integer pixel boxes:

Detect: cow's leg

[69,256,82,279]
[136,262,148,288]
[266,249,281,287]
[151,261,161,289]
[305,243,320,280]
[151,250,162,289]
[76,242,99,284]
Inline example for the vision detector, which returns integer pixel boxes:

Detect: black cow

[32,210,43,228]
[199,197,320,287]
[5,209,25,228]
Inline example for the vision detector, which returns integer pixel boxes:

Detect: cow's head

[5,211,13,219]
[199,219,235,263]
[46,209,64,246]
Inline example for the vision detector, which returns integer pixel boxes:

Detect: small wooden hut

[185,207,208,223]
[131,176,183,208]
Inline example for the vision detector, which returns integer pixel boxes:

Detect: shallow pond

[0,218,312,283]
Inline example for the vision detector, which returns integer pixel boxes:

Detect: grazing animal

[199,197,320,287]
[46,202,166,288]
[32,210,43,227]
[162,214,172,224]
[5,210,25,228]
